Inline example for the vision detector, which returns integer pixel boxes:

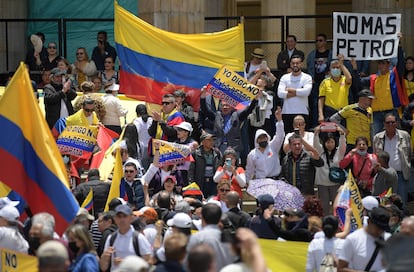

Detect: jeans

[397,171,408,206]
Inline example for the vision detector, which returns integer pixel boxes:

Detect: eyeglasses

[83,108,94,113]
[124,170,135,174]
[316,39,324,42]
[162,101,173,105]
[295,123,305,127]
[385,121,396,124]
[48,46,56,49]
[76,52,84,55]
[219,188,230,193]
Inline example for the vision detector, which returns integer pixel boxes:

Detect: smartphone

[294,128,300,135]
[225,158,232,167]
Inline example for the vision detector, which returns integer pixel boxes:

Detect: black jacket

[43,82,77,128]
[73,178,111,218]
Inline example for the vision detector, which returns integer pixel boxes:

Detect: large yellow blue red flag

[114,1,245,111]
[0,63,79,234]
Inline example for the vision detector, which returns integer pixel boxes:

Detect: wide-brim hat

[30,34,43,54]
[251,48,265,59]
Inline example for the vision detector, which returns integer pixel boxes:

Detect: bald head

[225,191,240,208]
[400,216,414,236]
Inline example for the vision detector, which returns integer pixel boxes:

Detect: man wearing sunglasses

[148,94,185,142]
[373,113,412,205]
[120,161,145,210]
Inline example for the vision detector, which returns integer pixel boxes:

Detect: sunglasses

[385,121,396,124]
[48,46,56,49]
[162,101,173,105]
[83,108,94,113]
[124,170,135,173]
[104,61,113,64]
[76,52,84,55]
[219,188,230,193]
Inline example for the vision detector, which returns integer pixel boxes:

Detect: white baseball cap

[167,213,192,228]
[362,196,379,211]
[0,197,19,209]
[174,122,193,133]
[0,205,20,224]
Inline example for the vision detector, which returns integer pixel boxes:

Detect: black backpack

[109,230,141,256]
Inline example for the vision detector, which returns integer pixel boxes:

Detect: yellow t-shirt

[338,103,373,145]
[371,73,394,112]
[319,76,350,110]
[404,79,414,97]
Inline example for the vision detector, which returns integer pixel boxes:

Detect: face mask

[29,237,41,252]
[68,241,80,254]
[330,68,341,77]
[258,141,268,148]
[356,150,367,156]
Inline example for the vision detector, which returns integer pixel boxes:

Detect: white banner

[332,12,401,60]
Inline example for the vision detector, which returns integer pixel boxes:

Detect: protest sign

[1,249,38,272]
[206,65,258,109]
[56,125,98,159]
[153,139,192,166]
[333,12,401,60]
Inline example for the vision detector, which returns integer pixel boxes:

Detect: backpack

[109,230,141,256]
[319,253,337,272]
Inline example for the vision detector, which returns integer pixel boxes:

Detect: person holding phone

[91,31,117,72]
[213,147,246,200]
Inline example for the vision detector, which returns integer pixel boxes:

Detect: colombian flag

[0,63,79,234]
[81,188,94,212]
[104,147,124,211]
[114,1,245,111]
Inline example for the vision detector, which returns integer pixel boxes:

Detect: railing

[0,15,333,83]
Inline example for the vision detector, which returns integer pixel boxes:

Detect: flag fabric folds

[81,188,94,212]
[0,62,79,234]
[104,148,124,211]
[114,2,245,111]
[90,126,119,169]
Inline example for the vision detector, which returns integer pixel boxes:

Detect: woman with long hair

[313,125,346,215]
[72,47,97,87]
[66,224,99,272]
[403,56,414,97]
[133,104,153,170]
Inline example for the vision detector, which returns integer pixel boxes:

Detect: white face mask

[331,68,341,77]
[356,150,367,156]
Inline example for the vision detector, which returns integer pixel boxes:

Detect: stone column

[138,0,205,33]
[0,0,27,73]
[352,0,414,57]
[260,0,316,69]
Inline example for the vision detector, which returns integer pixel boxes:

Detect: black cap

[257,194,274,208]
[358,89,375,99]
[369,206,391,232]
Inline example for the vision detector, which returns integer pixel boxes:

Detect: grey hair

[32,212,56,238]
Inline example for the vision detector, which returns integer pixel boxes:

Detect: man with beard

[277,55,313,133]
[43,68,77,129]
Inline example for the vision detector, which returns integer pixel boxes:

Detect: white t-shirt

[103,226,153,271]
[278,72,313,114]
[306,236,344,272]
[338,228,390,271]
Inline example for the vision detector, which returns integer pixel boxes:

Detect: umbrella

[247,178,304,211]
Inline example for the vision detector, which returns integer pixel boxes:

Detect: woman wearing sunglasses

[207,178,232,212]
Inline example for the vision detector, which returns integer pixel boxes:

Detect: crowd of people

[2,30,414,271]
